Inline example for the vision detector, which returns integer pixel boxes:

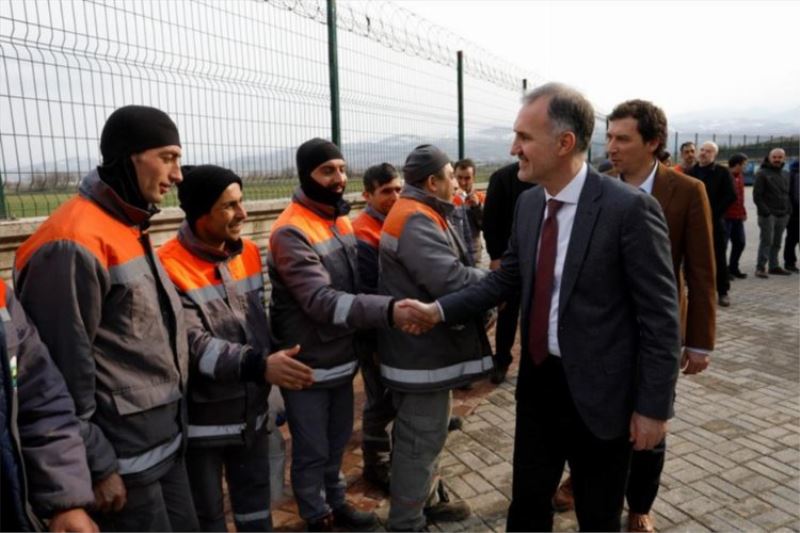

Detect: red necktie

[528,199,563,365]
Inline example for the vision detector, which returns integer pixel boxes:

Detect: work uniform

[352,204,395,474]
[453,189,486,265]
[378,185,492,531]
[14,171,196,532]
[268,188,392,522]
[159,223,272,532]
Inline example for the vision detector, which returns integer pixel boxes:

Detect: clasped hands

[392,299,441,335]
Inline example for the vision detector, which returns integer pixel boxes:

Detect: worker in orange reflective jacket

[158,164,313,531]
[14,106,197,532]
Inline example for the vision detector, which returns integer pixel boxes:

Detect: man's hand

[266,345,314,390]
[393,299,440,334]
[681,349,710,375]
[489,259,501,271]
[629,412,667,451]
[465,192,479,206]
[93,472,126,513]
[49,508,98,533]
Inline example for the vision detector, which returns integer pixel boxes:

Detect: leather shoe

[786,264,800,273]
[718,294,731,307]
[552,476,574,512]
[447,416,463,432]
[628,511,655,532]
[332,503,378,531]
[755,268,769,279]
[769,267,791,275]
[490,363,509,384]
[729,269,748,279]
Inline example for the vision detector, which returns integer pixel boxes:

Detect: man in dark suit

[606,99,716,532]
[687,142,736,306]
[406,83,681,531]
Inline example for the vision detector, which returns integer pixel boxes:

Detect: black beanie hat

[100,105,181,163]
[178,165,243,227]
[403,144,451,186]
[296,138,346,207]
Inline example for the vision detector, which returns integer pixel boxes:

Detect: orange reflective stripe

[382,197,446,239]
[0,280,6,310]
[158,239,215,293]
[453,190,485,206]
[159,238,263,294]
[272,202,353,245]
[15,196,143,272]
[353,211,382,248]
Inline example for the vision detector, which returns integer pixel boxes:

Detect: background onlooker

[725,153,749,279]
[753,148,791,277]
[784,159,799,272]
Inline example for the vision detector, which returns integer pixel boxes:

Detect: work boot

[628,511,655,532]
[306,513,334,532]
[423,481,471,523]
[332,503,378,531]
[363,463,391,494]
[553,476,575,512]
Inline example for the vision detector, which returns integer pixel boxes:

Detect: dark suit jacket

[439,168,681,440]
[649,163,716,351]
[483,162,534,260]
[687,163,736,224]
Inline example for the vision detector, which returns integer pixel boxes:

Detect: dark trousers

[784,209,799,267]
[186,431,272,532]
[506,357,632,532]
[94,456,199,532]
[713,221,730,296]
[724,219,746,273]
[494,293,521,369]
[282,383,353,521]
[626,438,666,514]
[360,353,396,469]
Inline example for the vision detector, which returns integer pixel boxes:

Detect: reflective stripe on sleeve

[332,293,355,326]
[187,412,268,439]
[198,338,227,379]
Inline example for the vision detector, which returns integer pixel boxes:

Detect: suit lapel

[652,162,675,213]
[558,170,602,315]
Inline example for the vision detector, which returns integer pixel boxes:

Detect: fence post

[457,50,465,160]
[522,78,528,95]
[694,133,698,146]
[674,131,678,157]
[326,0,341,147]
[0,176,6,219]
[729,134,732,147]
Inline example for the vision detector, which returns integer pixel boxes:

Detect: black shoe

[447,416,463,432]
[363,463,391,494]
[490,363,509,384]
[307,513,334,532]
[785,264,800,273]
[332,503,378,531]
[730,269,748,279]
[769,267,791,275]
[424,481,471,523]
[456,382,473,391]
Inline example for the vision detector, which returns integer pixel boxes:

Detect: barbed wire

[266,0,545,92]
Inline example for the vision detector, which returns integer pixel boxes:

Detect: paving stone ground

[270,193,799,531]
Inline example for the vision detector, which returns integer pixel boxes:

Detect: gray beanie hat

[402,144,451,186]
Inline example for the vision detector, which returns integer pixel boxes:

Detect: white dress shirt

[540,162,588,357]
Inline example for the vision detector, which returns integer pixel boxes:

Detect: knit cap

[178,164,242,226]
[402,144,451,186]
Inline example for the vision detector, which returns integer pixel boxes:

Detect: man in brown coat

[555,99,716,532]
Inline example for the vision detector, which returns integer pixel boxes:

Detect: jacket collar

[364,204,386,223]
[79,169,155,227]
[177,221,243,264]
[400,184,455,218]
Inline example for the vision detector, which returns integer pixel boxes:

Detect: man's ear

[556,131,577,156]
[362,190,370,201]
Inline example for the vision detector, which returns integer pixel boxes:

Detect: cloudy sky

[394,0,800,120]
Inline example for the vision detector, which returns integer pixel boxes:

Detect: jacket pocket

[112,380,181,416]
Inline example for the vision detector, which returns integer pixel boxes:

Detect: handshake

[392,299,442,335]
